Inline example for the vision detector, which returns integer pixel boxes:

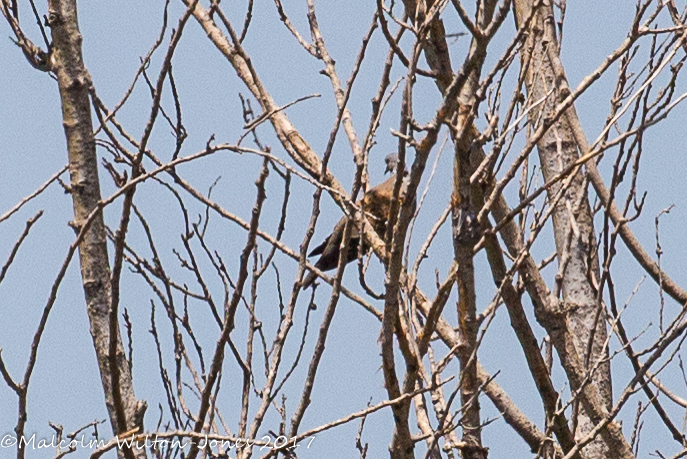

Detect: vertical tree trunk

[46,1,145,457]
[452,136,485,458]
[513,0,612,456]
[450,2,498,456]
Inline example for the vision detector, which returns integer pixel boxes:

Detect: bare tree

[2,0,687,458]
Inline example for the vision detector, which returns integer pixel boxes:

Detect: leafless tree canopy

[3,0,687,458]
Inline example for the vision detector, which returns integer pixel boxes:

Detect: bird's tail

[300,271,318,289]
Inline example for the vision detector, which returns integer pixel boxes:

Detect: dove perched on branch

[301,153,409,289]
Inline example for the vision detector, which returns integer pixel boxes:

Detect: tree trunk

[47,1,146,457]
[513,1,615,457]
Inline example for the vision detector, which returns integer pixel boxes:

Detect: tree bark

[512,1,619,457]
[47,1,146,457]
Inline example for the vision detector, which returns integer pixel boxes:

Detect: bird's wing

[308,216,348,257]
[308,236,330,257]
[361,175,396,234]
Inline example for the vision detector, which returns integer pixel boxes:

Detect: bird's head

[384,153,399,175]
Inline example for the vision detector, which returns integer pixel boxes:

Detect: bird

[301,153,407,289]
